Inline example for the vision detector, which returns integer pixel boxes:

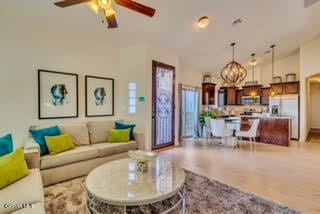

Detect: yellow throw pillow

[45,134,76,155]
[0,148,30,189]
[108,128,131,143]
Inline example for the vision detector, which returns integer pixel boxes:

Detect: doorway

[180,85,200,138]
[306,74,320,143]
[151,61,175,150]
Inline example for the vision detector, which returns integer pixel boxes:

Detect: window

[128,82,137,114]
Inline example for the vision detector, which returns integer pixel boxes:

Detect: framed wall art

[38,69,78,119]
[85,75,114,117]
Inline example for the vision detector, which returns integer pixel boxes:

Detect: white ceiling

[1,0,320,75]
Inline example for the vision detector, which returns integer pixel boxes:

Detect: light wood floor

[158,139,320,213]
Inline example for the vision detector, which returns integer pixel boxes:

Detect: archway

[306,73,320,142]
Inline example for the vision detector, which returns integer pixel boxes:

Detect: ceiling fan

[54,0,156,29]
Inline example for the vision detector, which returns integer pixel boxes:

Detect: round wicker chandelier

[220,43,247,87]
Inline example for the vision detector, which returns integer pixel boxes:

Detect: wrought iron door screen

[152,61,175,150]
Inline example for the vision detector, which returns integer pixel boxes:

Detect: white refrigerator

[269,94,299,140]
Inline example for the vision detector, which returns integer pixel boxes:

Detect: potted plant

[199,111,216,137]
[200,111,217,126]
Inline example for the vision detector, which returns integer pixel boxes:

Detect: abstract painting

[85,76,114,117]
[38,70,78,119]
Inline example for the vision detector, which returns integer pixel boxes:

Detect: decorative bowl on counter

[128,150,157,163]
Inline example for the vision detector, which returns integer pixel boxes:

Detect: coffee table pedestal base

[86,186,186,214]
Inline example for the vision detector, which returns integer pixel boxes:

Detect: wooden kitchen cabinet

[284,81,299,94]
[261,87,270,105]
[242,85,262,96]
[270,81,300,95]
[218,87,237,105]
[236,89,243,105]
[227,87,236,105]
[202,83,216,105]
[270,83,283,95]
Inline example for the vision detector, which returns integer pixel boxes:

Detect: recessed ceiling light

[197,16,210,28]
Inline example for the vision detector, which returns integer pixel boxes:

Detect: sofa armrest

[24,149,40,169]
[133,132,145,151]
[24,137,40,152]
[24,138,40,169]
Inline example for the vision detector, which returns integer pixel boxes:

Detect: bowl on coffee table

[128,150,157,173]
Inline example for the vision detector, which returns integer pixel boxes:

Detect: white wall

[0,15,121,148]
[300,36,320,141]
[118,45,181,151]
[310,83,320,129]
[260,50,300,86]
[146,46,181,150]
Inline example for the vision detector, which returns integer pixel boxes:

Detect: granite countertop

[239,115,292,119]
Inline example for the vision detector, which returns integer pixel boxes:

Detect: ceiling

[1,0,320,75]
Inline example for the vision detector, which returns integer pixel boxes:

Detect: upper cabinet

[284,81,300,94]
[236,89,243,105]
[261,87,270,105]
[270,83,283,95]
[242,85,262,96]
[202,83,216,105]
[218,87,237,106]
[270,81,300,95]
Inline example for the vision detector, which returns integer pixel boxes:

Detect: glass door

[180,86,200,138]
[152,61,175,150]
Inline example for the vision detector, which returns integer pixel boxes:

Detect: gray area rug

[44,170,300,214]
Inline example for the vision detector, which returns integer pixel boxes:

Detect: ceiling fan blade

[54,0,91,8]
[105,13,118,28]
[115,0,156,17]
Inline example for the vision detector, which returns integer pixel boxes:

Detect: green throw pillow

[0,148,30,189]
[108,128,131,143]
[45,134,76,155]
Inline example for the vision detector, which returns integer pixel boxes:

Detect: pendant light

[251,53,257,82]
[250,53,257,97]
[220,43,247,87]
[270,45,276,97]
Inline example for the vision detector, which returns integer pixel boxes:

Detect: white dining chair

[235,119,260,146]
[210,119,233,145]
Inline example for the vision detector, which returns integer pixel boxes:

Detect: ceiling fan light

[105,7,116,17]
[88,0,100,14]
[97,0,112,10]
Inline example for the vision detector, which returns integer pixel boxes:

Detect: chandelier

[220,43,247,86]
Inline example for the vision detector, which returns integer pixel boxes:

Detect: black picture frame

[85,75,114,117]
[38,69,79,119]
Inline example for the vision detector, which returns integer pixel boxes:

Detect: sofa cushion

[59,123,90,146]
[11,202,45,214]
[91,141,138,157]
[108,128,131,143]
[45,134,76,155]
[40,145,99,169]
[115,122,136,140]
[29,126,61,156]
[0,134,14,157]
[0,148,30,190]
[0,169,44,214]
[87,121,115,144]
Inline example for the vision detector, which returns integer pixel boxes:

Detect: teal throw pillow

[29,126,61,156]
[0,134,13,157]
[115,122,136,140]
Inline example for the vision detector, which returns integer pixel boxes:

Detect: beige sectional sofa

[24,120,144,186]
[0,150,45,214]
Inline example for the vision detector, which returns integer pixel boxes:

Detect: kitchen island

[241,116,291,146]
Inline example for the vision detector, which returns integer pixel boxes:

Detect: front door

[152,61,175,150]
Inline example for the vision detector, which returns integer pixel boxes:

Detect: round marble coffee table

[86,158,186,214]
